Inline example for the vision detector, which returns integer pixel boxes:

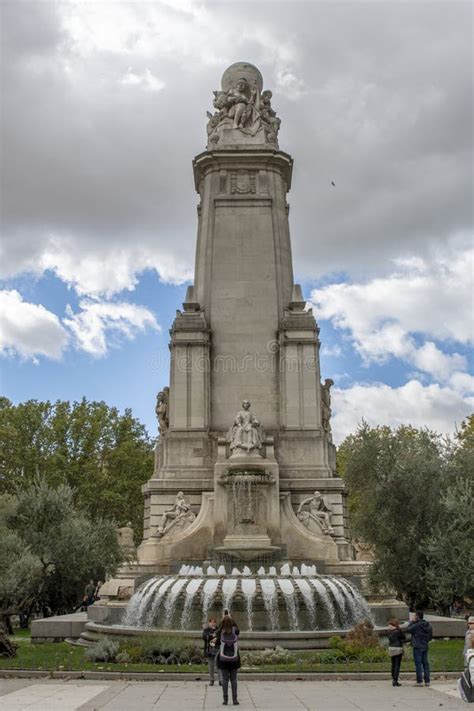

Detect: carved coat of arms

[230,170,256,195]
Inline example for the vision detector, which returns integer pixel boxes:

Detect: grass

[0,633,464,674]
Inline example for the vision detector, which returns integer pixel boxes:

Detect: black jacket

[388,628,406,648]
[202,626,219,657]
[405,619,433,650]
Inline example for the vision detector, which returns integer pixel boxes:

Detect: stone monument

[138,61,354,572]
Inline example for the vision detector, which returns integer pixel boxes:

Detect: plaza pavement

[0,678,466,710]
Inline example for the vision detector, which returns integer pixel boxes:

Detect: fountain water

[119,567,372,633]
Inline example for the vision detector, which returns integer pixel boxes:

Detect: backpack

[459,666,474,703]
[219,629,239,662]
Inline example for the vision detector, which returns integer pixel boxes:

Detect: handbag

[388,646,404,657]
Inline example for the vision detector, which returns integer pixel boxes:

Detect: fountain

[80,62,408,650]
[120,566,371,633]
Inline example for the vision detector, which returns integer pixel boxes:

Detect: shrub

[316,649,348,664]
[119,644,145,663]
[115,635,204,666]
[345,620,379,648]
[358,647,388,663]
[115,650,131,664]
[85,637,120,663]
[328,635,346,650]
[241,646,292,667]
[326,623,383,661]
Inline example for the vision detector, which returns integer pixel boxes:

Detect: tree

[0,398,155,540]
[424,416,474,611]
[0,494,43,633]
[337,422,451,609]
[426,477,474,613]
[0,480,123,625]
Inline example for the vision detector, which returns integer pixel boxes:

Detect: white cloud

[311,246,473,381]
[0,290,160,362]
[0,290,69,362]
[39,238,192,297]
[3,1,470,296]
[320,343,343,358]
[63,299,160,357]
[332,379,474,445]
[121,68,165,92]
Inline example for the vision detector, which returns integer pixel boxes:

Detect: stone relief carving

[297,491,335,536]
[228,400,264,456]
[230,170,256,194]
[353,538,375,561]
[155,387,169,433]
[206,71,281,147]
[153,492,196,539]
[321,378,334,434]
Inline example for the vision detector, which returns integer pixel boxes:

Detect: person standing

[387,618,406,687]
[217,614,240,706]
[458,636,474,702]
[404,610,433,687]
[84,580,95,607]
[202,617,220,686]
[464,616,474,666]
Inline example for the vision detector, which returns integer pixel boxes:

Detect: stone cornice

[193,148,293,192]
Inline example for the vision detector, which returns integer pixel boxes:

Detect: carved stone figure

[228,400,264,455]
[153,491,195,539]
[155,387,169,432]
[227,77,253,128]
[297,491,334,535]
[260,90,281,142]
[206,63,280,147]
[117,522,135,555]
[321,379,334,433]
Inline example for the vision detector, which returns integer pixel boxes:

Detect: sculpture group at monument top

[207,61,281,148]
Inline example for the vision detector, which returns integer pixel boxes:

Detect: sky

[1,0,472,444]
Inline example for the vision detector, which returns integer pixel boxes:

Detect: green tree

[0,494,43,632]
[1,480,123,624]
[426,477,474,613]
[424,415,474,611]
[338,422,450,609]
[0,398,154,539]
[338,417,473,611]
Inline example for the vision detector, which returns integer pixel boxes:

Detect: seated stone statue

[297,491,334,535]
[228,400,263,455]
[117,522,135,555]
[154,492,195,539]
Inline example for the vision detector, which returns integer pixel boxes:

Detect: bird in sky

[331,181,336,187]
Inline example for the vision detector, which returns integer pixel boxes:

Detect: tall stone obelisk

[139,63,353,570]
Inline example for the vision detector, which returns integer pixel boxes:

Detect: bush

[241,646,292,667]
[316,649,348,664]
[326,623,383,661]
[85,637,120,662]
[118,644,145,663]
[115,635,204,666]
[345,621,379,648]
[358,647,388,663]
[115,650,131,664]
